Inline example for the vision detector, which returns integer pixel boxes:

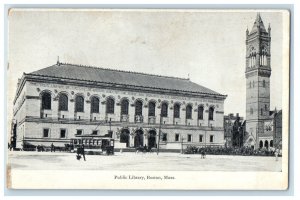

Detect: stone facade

[245,13,272,149]
[244,14,282,150]
[224,113,245,148]
[12,64,227,150]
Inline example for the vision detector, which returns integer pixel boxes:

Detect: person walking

[51,143,55,152]
[81,144,86,161]
[275,148,279,161]
[76,146,82,160]
[201,149,206,159]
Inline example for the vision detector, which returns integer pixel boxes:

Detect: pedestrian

[275,148,279,161]
[201,149,206,159]
[51,143,55,152]
[76,146,82,160]
[81,144,86,161]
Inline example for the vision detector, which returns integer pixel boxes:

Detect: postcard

[6,8,290,190]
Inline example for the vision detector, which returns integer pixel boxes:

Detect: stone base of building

[15,120,225,150]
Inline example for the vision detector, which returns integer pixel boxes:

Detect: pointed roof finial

[57,56,60,66]
[249,12,267,34]
[256,12,261,21]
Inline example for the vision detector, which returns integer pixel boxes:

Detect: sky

[7,9,288,120]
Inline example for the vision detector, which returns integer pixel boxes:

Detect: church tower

[245,13,271,149]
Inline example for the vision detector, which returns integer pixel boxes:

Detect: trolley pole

[181,136,184,154]
[157,114,162,155]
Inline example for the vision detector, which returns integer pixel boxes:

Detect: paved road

[7,151,282,171]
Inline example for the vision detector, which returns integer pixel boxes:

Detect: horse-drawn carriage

[69,135,115,155]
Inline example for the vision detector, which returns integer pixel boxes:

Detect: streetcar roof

[71,135,114,140]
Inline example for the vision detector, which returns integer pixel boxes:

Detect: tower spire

[250,12,267,34]
[256,12,261,21]
[57,56,60,66]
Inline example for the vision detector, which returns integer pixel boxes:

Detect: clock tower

[245,13,271,149]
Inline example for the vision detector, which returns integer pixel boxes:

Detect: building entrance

[120,129,130,147]
[134,129,144,148]
[148,130,157,148]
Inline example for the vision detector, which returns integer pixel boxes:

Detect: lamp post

[157,114,162,155]
[181,135,185,154]
[204,130,207,148]
[109,118,112,138]
[256,125,259,149]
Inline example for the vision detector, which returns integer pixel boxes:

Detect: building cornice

[24,116,224,131]
[245,67,272,78]
[14,73,227,103]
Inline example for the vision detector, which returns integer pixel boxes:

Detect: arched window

[250,82,252,88]
[264,140,269,149]
[174,103,180,118]
[261,47,268,66]
[186,105,192,119]
[208,107,214,120]
[135,100,143,116]
[270,140,273,147]
[265,104,267,111]
[121,99,129,115]
[58,94,68,111]
[198,105,204,120]
[75,96,84,112]
[106,97,115,114]
[259,140,263,148]
[161,102,168,117]
[41,92,51,110]
[148,101,156,117]
[91,96,99,113]
[261,108,263,115]
[263,80,266,88]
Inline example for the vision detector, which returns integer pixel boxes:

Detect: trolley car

[69,135,115,155]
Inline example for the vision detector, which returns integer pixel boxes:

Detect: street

[8,151,282,171]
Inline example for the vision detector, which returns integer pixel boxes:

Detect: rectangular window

[187,134,192,142]
[210,135,214,143]
[199,135,203,142]
[60,129,66,138]
[43,128,49,137]
[175,134,179,142]
[162,133,167,142]
[92,130,98,135]
[76,129,83,135]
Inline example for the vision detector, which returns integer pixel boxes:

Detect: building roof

[29,62,224,96]
[250,13,268,35]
